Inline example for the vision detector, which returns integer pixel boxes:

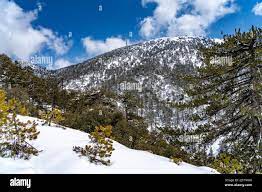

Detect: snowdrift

[0,116,218,174]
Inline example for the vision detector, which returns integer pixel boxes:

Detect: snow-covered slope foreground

[0,116,218,174]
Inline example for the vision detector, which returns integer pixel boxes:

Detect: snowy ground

[0,116,218,174]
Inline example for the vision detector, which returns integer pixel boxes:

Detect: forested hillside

[0,27,261,173]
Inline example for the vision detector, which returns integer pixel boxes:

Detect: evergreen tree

[178,27,261,173]
[211,153,243,174]
[41,108,64,126]
[73,125,114,166]
[117,91,149,149]
[0,89,8,127]
[0,90,40,159]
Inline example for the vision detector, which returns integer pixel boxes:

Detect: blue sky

[0,0,261,69]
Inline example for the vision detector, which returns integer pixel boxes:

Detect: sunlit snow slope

[0,116,218,174]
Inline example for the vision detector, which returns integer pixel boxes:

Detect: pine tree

[0,91,40,159]
[41,108,64,126]
[119,91,149,149]
[0,89,8,127]
[178,27,262,173]
[211,153,243,174]
[171,156,183,165]
[73,125,114,166]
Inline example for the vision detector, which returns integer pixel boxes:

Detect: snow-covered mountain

[53,37,215,130]
[0,116,218,174]
[56,36,212,91]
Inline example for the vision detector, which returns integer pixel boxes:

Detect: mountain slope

[54,37,215,129]
[0,116,218,174]
[56,36,212,91]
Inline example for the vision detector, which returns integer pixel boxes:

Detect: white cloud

[252,2,262,16]
[139,17,159,38]
[49,58,73,70]
[140,0,237,38]
[140,0,181,38]
[0,0,71,60]
[82,37,128,57]
[168,14,206,37]
[40,28,73,55]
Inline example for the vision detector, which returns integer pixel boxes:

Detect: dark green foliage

[0,54,73,117]
[62,90,123,133]
[178,27,262,173]
[211,153,243,174]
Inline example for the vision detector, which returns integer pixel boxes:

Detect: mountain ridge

[21,36,217,130]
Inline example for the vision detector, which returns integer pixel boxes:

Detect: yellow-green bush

[73,125,114,166]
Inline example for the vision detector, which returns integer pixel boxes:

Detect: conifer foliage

[73,125,114,166]
[41,108,64,126]
[178,27,262,173]
[0,90,8,127]
[0,89,40,159]
[211,153,243,174]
